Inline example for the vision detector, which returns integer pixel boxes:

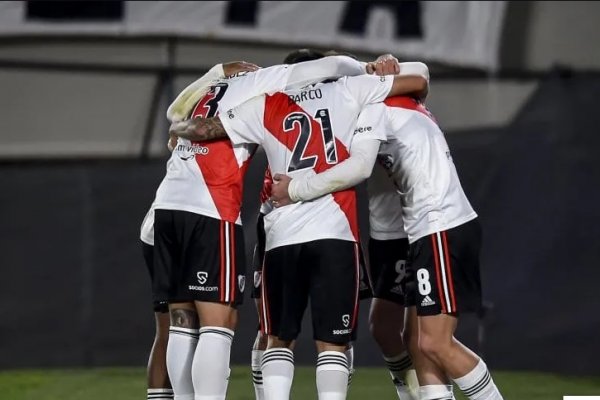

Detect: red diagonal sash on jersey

[384,96,438,124]
[263,93,359,241]
[190,94,245,223]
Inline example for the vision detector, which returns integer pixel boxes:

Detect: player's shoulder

[358,102,388,122]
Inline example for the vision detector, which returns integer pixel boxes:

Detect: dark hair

[283,49,326,64]
[324,50,358,60]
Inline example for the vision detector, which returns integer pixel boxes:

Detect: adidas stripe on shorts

[407,218,482,316]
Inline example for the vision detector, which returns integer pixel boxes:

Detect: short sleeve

[352,103,389,145]
[343,74,394,107]
[220,95,266,145]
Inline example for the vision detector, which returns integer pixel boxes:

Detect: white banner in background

[0,1,507,71]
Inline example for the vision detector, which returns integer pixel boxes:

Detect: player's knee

[418,331,448,361]
[254,330,269,350]
[369,312,398,347]
[170,308,200,329]
[155,312,171,339]
[201,309,237,329]
[368,318,387,344]
[401,327,416,352]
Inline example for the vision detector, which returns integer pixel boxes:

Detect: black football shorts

[153,209,246,305]
[407,218,482,316]
[260,239,360,344]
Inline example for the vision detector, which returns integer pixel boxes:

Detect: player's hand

[167,133,178,152]
[366,54,400,76]
[270,174,294,208]
[223,61,260,76]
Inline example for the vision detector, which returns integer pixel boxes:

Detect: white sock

[148,388,174,400]
[384,352,414,399]
[345,346,354,388]
[261,348,294,400]
[419,384,455,400]
[191,326,234,400]
[316,351,349,400]
[167,327,199,400]
[453,359,503,400]
[405,369,420,400]
[252,349,265,400]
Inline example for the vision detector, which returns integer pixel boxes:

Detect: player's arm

[272,137,381,205]
[364,54,429,100]
[284,55,366,89]
[389,72,429,101]
[169,116,227,142]
[344,66,429,110]
[167,61,259,122]
[170,95,266,145]
[270,103,387,206]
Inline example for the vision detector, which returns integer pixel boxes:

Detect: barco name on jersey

[287,88,323,104]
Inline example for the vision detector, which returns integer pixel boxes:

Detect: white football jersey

[140,204,155,245]
[367,161,407,240]
[152,68,297,224]
[222,74,391,251]
[370,97,477,242]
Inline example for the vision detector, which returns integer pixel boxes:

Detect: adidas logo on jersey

[421,295,435,307]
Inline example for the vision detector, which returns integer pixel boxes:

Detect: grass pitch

[1,366,599,399]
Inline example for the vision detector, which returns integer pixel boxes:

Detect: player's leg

[346,243,373,390]
[167,302,199,400]
[415,220,503,400]
[310,240,361,400]
[368,237,416,399]
[188,218,246,400]
[250,213,268,400]
[404,236,455,400]
[252,299,268,400]
[261,244,307,400]
[370,298,415,399]
[154,210,197,400]
[142,241,173,400]
[192,302,237,400]
[403,306,453,400]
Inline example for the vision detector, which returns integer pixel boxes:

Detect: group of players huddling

[139,49,504,400]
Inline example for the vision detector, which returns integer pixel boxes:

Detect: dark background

[3,72,599,375]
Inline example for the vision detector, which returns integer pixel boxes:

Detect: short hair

[324,50,358,61]
[283,49,326,64]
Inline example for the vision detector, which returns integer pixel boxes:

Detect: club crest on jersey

[253,271,262,288]
[238,275,246,292]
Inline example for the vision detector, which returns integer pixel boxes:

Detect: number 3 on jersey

[193,83,229,118]
[284,108,338,173]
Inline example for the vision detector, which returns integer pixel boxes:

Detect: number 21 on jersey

[283,108,338,173]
